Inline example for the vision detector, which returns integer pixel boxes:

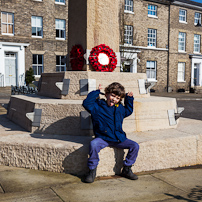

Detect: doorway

[194,63,200,86]
[4,52,17,86]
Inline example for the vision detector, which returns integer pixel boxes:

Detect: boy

[82,82,139,183]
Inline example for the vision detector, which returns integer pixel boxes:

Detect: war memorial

[1,0,201,177]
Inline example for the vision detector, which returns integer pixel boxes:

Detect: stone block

[38,72,149,100]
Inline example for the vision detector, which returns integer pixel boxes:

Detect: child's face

[106,93,121,107]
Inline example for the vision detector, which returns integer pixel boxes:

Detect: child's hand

[127,92,133,97]
[98,84,102,90]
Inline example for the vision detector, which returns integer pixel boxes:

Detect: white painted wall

[0,42,29,86]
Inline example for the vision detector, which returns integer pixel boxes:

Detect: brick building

[0,0,202,93]
[0,0,68,87]
[122,0,202,92]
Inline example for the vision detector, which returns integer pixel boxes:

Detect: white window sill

[147,79,157,82]
[148,15,158,19]
[194,52,201,54]
[56,38,66,40]
[177,80,186,83]
[124,10,134,14]
[32,36,43,38]
[178,50,186,53]
[55,2,65,5]
[2,33,14,36]
[179,21,187,24]
[33,0,43,2]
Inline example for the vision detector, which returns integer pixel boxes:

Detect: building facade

[121,0,202,92]
[0,0,202,93]
[0,0,68,87]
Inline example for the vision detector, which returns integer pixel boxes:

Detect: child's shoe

[84,168,97,183]
[121,166,138,180]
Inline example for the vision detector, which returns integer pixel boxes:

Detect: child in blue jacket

[82,82,139,183]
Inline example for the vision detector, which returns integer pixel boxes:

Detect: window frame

[55,19,66,40]
[194,12,201,25]
[177,62,185,82]
[31,16,43,38]
[1,12,14,35]
[124,0,134,13]
[124,25,133,45]
[55,0,65,5]
[178,32,186,52]
[148,4,157,18]
[146,61,157,81]
[32,54,44,76]
[194,34,201,53]
[179,9,187,23]
[56,55,66,72]
[147,28,157,47]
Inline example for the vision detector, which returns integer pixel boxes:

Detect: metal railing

[11,85,38,95]
[18,73,25,87]
[0,73,4,87]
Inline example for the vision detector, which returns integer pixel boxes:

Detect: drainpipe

[167,1,171,92]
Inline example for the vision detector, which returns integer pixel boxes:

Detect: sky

[190,0,202,3]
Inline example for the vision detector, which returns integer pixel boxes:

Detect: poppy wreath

[70,44,84,70]
[89,44,117,72]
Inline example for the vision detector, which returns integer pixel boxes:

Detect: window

[178,32,186,52]
[31,16,43,37]
[124,25,133,45]
[178,62,185,82]
[56,55,66,72]
[32,54,43,76]
[1,12,14,35]
[194,34,200,53]
[146,61,156,80]
[55,0,65,4]
[179,9,186,23]
[55,19,66,39]
[125,0,133,12]
[148,4,157,17]
[195,12,201,25]
[147,29,156,47]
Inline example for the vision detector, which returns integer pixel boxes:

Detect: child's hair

[105,82,125,101]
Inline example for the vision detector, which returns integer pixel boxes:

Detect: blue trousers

[88,137,139,170]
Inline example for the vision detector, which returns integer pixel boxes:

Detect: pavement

[0,92,202,201]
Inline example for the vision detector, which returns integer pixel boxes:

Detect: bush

[25,68,35,86]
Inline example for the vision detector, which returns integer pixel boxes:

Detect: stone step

[7,95,178,135]
[0,117,201,177]
[0,87,11,96]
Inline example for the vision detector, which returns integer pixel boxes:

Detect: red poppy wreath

[70,44,84,70]
[89,44,117,72]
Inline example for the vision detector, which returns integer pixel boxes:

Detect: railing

[18,73,25,87]
[0,73,4,87]
[11,85,38,95]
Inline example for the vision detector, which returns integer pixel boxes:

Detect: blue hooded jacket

[82,90,134,142]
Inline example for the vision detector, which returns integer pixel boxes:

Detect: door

[5,52,17,86]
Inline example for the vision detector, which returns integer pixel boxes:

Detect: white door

[194,63,200,86]
[5,52,17,86]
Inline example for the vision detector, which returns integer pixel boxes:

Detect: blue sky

[191,0,202,3]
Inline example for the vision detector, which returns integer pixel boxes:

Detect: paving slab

[0,188,62,202]
[51,175,187,202]
[152,168,202,194]
[0,165,79,193]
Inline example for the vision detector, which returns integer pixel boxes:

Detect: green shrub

[25,68,35,85]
